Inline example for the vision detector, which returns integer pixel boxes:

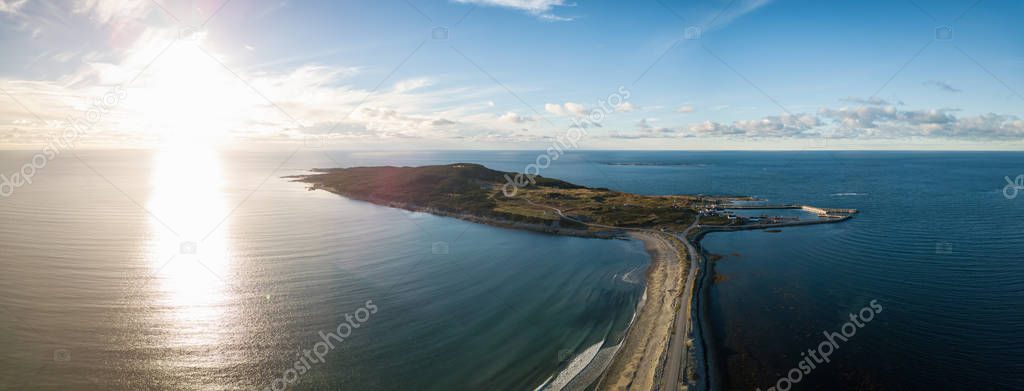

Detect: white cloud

[675,105,695,113]
[74,0,150,25]
[563,102,587,116]
[498,111,533,123]
[609,118,674,139]
[344,106,459,137]
[616,102,638,112]
[51,51,79,63]
[636,118,654,130]
[694,0,773,31]
[0,31,509,147]
[545,101,587,116]
[612,106,1024,141]
[726,113,821,137]
[840,97,901,106]
[0,0,28,15]
[394,77,434,93]
[544,103,564,116]
[452,0,572,21]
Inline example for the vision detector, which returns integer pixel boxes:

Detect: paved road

[660,217,701,391]
[524,198,702,391]
[527,199,849,391]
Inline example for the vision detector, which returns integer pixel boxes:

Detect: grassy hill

[296,163,707,233]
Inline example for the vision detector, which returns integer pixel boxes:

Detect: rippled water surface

[0,150,647,390]
[688,152,1024,390]
[2,150,1022,390]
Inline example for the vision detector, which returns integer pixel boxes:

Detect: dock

[719,204,858,218]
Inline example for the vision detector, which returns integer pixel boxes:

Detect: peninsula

[294,163,856,391]
[295,163,736,234]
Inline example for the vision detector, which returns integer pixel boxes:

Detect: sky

[0,0,1022,150]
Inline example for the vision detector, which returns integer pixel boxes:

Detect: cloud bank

[614,102,1024,141]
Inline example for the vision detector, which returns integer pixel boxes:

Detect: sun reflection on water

[146,145,233,348]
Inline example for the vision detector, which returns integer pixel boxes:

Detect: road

[522,199,853,391]
[660,217,701,391]
[524,198,702,391]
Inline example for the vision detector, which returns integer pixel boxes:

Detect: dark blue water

[495,150,1024,391]
[689,152,1024,390]
[311,150,1024,390]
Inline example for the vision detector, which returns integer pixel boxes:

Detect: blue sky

[0,0,1022,149]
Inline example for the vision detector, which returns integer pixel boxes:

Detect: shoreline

[315,187,627,240]
[314,187,689,390]
[594,231,687,391]
[313,187,667,390]
[682,212,858,391]
[304,182,855,391]
[685,230,719,391]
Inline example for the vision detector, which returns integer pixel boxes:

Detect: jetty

[721,203,857,217]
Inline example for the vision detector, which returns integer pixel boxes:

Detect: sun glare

[129,37,253,147]
[139,36,241,334]
[146,145,232,347]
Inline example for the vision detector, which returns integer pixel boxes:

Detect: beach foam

[542,341,604,391]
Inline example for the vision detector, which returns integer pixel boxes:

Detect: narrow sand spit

[598,231,686,391]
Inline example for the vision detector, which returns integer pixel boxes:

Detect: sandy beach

[597,231,688,391]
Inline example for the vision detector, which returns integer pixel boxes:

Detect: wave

[540,287,649,391]
[619,266,644,284]
[539,340,604,391]
[831,192,867,196]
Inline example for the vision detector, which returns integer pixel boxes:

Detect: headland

[293,163,856,391]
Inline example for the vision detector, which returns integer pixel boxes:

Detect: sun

[127,35,255,148]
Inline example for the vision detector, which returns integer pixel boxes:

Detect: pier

[720,204,858,218]
[692,203,858,239]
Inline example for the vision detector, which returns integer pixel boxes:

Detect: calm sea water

[483,149,1024,390]
[0,150,647,390]
[1,150,1022,390]
[691,152,1024,390]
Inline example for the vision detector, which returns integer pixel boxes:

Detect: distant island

[599,161,708,167]
[293,163,856,391]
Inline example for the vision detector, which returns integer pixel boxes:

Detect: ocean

[0,149,646,390]
[1,150,1022,390]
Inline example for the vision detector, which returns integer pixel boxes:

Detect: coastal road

[524,198,702,391]
[660,217,701,391]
